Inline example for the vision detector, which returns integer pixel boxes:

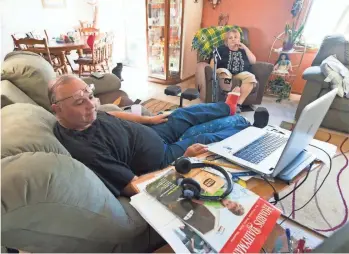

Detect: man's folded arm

[85,151,138,197]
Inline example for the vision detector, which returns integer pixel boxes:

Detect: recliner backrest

[312,34,349,67]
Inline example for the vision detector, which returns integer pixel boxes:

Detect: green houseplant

[269,77,291,102]
[283,22,304,51]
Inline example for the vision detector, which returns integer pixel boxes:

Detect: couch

[1,52,163,252]
[295,35,349,133]
[195,27,273,105]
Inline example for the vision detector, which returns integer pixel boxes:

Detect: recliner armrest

[251,62,273,80]
[83,74,121,95]
[302,66,326,82]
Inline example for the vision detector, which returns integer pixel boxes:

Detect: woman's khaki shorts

[217,68,257,92]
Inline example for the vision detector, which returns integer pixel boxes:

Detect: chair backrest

[13,38,53,65]
[79,20,93,28]
[105,32,114,61]
[11,33,30,50]
[92,37,107,64]
[80,27,100,36]
[312,34,349,67]
[29,30,49,42]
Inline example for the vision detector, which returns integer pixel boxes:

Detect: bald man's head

[49,75,98,130]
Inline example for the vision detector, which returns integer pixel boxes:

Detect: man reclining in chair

[51,75,268,197]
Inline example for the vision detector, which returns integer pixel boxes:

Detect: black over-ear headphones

[175,157,233,201]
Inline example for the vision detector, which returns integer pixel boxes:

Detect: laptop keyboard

[233,132,288,164]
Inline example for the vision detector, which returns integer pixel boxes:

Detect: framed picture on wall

[41,0,66,9]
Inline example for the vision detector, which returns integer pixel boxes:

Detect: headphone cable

[279,144,332,225]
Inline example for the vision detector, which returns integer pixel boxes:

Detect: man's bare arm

[122,176,139,197]
[107,111,168,124]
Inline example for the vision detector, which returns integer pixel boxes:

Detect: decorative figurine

[274,53,292,74]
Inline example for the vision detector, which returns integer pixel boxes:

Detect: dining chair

[11,33,30,50]
[79,27,100,36]
[79,20,93,28]
[13,37,65,74]
[105,32,114,72]
[29,29,74,73]
[74,37,108,77]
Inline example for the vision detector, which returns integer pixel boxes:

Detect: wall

[180,0,203,80]
[201,0,317,94]
[0,0,93,61]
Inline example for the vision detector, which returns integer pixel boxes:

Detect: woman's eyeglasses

[54,83,95,104]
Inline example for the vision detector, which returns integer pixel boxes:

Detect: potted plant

[283,22,304,51]
[269,77,291,102]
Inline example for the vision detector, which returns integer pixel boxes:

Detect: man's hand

[184,143,208,157]
[146,114,168,125]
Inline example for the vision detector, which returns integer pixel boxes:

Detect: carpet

[141,98,179,114]
[277,121,349,237]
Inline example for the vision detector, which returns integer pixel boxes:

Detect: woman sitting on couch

[216,28,257,109]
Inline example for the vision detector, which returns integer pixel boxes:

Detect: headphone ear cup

[175,157,192,174]
[180,178,201,199]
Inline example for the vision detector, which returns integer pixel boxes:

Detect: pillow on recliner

[1,51,56,112]
[1,103,70,159]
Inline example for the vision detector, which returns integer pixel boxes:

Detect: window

[302,0,349,46]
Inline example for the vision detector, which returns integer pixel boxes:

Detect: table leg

[77,49,83,58]
[59,51,68,74]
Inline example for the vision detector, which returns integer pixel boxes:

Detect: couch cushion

[319,89,349,112]
[1,80,38,108]
[1,152,147,252]
[1,51,56,112]
[1,103,70,159]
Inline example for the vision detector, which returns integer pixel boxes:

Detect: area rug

[141,98,179,115]
[277,121,349,237]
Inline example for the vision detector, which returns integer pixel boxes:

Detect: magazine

[130,192,216,253]
[145,169,281,253]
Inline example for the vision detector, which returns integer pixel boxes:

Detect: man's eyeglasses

[54,83,95,104]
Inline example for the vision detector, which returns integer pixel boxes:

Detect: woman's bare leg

[233,82,255,104]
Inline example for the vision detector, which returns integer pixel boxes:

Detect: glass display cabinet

[146,0,183,85]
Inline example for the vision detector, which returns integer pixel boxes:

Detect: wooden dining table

[44,39,88,74]
[31,34,104,74]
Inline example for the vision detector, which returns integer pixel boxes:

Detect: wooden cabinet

[146,0,184,85]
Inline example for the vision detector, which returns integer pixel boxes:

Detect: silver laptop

[208,88,338,177]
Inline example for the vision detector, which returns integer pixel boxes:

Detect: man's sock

[253,107,269,128]
[225,92,240,115]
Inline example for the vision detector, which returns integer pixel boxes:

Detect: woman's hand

[183,143,208,157]
[238,42,248,50]
[146,114,168,125]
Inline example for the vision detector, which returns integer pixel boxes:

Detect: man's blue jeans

[149,102,250,167]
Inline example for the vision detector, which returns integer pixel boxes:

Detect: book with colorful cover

[145,169,281,253]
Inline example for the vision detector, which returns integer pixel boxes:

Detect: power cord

[270,161,314,205]
[279,144,332,225]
